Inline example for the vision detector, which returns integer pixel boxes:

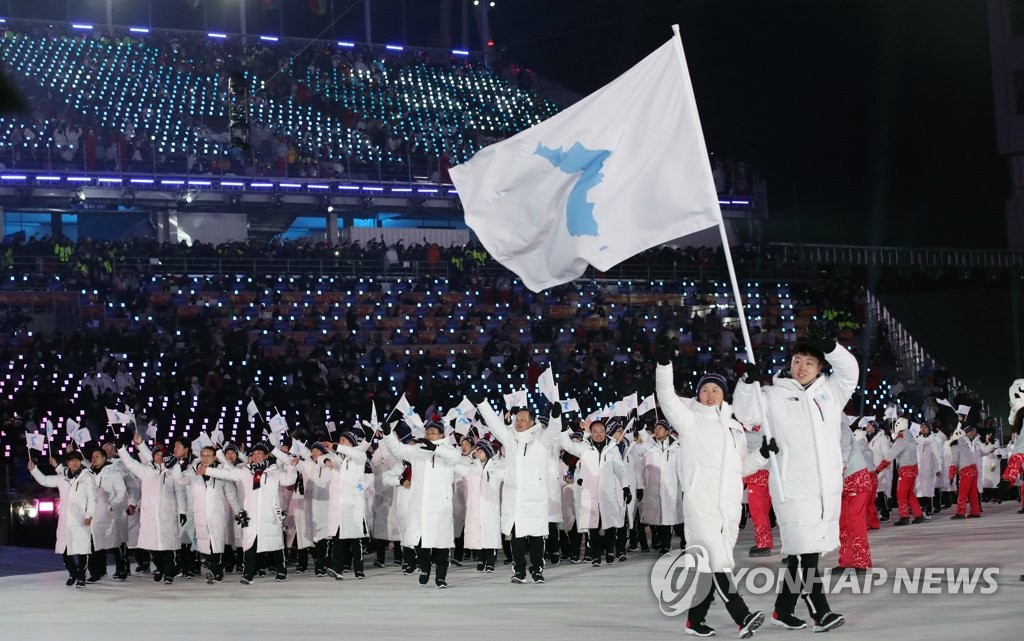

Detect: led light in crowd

[386,45,404,51]
[338,41,355,47]
[129,27,150,34]
[208,33,227,39]
[260,35,279,42]
[71,24,93,30]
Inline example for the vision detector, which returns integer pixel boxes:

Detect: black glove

[550,402,561,419]
[417,437,437,451]
[380,420,394,436]
[116,430,133,449]
[759,436,779,458]
[235,510,250,528]
[362,423,375,442]
[743,362,762,383]
[636,488,644,502]
[576,478,583,486]
[655,334,675,366]
[179,513,186,526]
[623,487,632,505]
[804,324,837,354]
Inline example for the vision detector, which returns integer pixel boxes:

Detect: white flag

[393,394,425,430]
[637,394,657,415]
[146,421,158,439]
[537,367,558,403]
[246,399,259,422]
[611,400,630,417]
[883,405,899,421]
[956,404,971,416]
[105,408,130,425]
[64,417,80,438]
[621,392,639,413]
[72,428,91,448]
[504,389,529,411]
[450,31,722,292]
[269,413,288,434]
[935,398,954,410]
[559,398,581,414]
[25,432,46,452]
[191,432,213,456]
[210,421,224,446]
[42,419,54,440]
[370,402,379,432]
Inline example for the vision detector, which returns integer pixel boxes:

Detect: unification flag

[450,29,722,292]
[637,394,657,415]
[64,417,80,438]
[72,428,91,448]
[26,432,46,452]
[537,367,558,403]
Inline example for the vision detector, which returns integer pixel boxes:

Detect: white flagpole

[671,23,785,502]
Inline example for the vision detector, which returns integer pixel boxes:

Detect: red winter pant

[866,473,881,529]
[956,465,981,517]
[1002,453,1024,484]
[746,479,773,550]
[839,469,873,569]
[896,464,923,519]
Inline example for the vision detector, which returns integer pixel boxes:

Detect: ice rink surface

[2,503,1020,640]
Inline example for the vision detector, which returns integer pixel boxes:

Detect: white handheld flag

[146,421,158,439]
[559,398,581,414]
[450,32,722,292]
[637,394,657,415]
[105,408,130,425]
[883,405,899,421]
[935,398,954,410]
[504,389,529,411]
[537,367,558,403]
[191,432,214,457]
[64,417,80,438]
[621,392,639,413]
[210,421,224,446]
[26,432,46,452]
[42,418,54,440]
[268,413,288,434]
[956,404,971,416]
[72,428,91,448]
[246,399,259,422]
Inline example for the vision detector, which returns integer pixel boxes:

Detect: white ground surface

[1,503,1021,640]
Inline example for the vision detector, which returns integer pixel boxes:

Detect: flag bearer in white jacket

[454,439,505,572]
[291,441,334,576]
[321,428,372,579]
[370,434,403,567]
[382,419,462,588]
[636,418,684,555]
[218,443,246,573]
[86,447,128,582]
[732,326,856,634]
[173,446,242,584]
[105,442,144,573]
[477,401,563,584]
[198,442,297,584]
[656,352,771,640]
[117,434,185,585]
[28,451,96,588]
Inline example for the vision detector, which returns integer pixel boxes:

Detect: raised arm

[137,440,154,465]
[382,432,427,462]
[335,443,368,465]
[476,400,512,446]
[560,430,586,458]
[29,465,59,488]
[430,443,462,467]
[116,446,149,480]
[824,344,860,405]
[203,465,246,483]
[382,463,405,488]
[655,363,695,435]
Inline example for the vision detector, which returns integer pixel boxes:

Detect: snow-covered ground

[2,503,1020,640]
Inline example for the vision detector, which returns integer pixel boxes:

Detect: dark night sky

[17,0,1009,248]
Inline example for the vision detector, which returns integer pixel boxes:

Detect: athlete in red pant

[873,419,923,525]
[744,469,773,556]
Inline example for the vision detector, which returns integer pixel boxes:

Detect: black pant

[402,546,417,569]
[339,538,363,573]
[478,549,496,568]
[453,532,465,561]
[589,526,620,558]
[62,551,87,579]
[243,539,284,580]
[775,553,830,620]
[501,536,512,562]
[509,524,544,575]
[615,524,628,554]
[88,540,127,578]
[875,493,890,519]
[314,538,331,571]
[416,544,450,581]
[689,572,752,625]
[295,547,308,571]
[919,496,933,515]
[176,544,196,575]
[151,549,176,577]
[652,525,673,550]
[375,539,400,564]
[546,523,561,558]
[133,548,150,569]
[207,552,224,578]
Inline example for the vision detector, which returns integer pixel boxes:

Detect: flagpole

[670,23,785,502]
